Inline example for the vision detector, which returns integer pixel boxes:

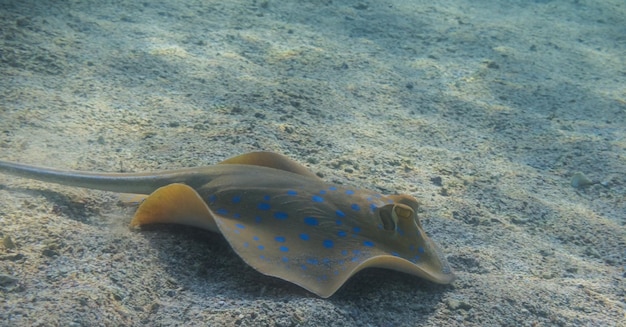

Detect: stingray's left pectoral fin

[129,183,219,232]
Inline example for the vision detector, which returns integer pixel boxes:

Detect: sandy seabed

[0,0,624,326]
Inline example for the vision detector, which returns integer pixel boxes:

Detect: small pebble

[0,274,19,291]
[447,299,472,310]
[0,253,24,261]
[430,176,443,186]
[571,172,593,188]
[3,235,16,249]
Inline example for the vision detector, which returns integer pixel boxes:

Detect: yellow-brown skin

[0,152,454,297]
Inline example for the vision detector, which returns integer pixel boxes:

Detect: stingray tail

[0,160,210,194]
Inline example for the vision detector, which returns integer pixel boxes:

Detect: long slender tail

[0,160,209,194]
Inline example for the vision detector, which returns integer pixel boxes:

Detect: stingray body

[0,151,454,297]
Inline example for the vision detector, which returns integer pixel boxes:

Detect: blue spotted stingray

[0,151,455,297]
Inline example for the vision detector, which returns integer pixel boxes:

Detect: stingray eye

[386,194,422,229]
[378,204,397,231]
[394,203,423,229]
[393,204,413,220]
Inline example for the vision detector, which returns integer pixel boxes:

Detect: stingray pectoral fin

[218,151,321,179]
[130,183,219,232]
[213,215,452,297]
[351,254,456,286]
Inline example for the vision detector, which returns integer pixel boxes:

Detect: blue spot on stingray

[274,236,286,243]
[253,236,260,241]
[329,186,337,191]
[299,233,310,241]
[260,255,265,260]
[258,203,271,210]
[409,244,415,251]
[243,242,249,248]
[233,213,241,219]
[258,245,265,250]
[312,195,324,203]
[345,190,355,195]
[363,240,375,247]
[351,203,361,211]
[319,190,326,195]
[375,194,382,198]
[301,265,307,271]
[336,210,346,218]
[418,247,425,253]
[279,246,289,252]
[304,217,319,226]
[323,239,334,248]
[341,250,348,256]
[369,203,378,212]
[335,219,343,226]
[235,223,245,229]
[208,194,217,203]
[274,211,288,220]
[263,195,271,201]
[338,259,345,266]
[255,216,262,223]
[282,256,289,263]
[216,208,228,215]
[286,190,298,196]
[337,230,347,237]
[322,258,330,264]
[233,229,240,235]
[333,270,339,275]
[307,258,319,265]
[398,228,405,236]
[391,251,400,257]
[351,257,359,262]
[353,249,361,255]
[412,255,420,263]
[232,195,241,204]
[352,226,361,234]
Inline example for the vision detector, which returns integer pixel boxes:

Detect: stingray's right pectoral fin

[130,183,218,232]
